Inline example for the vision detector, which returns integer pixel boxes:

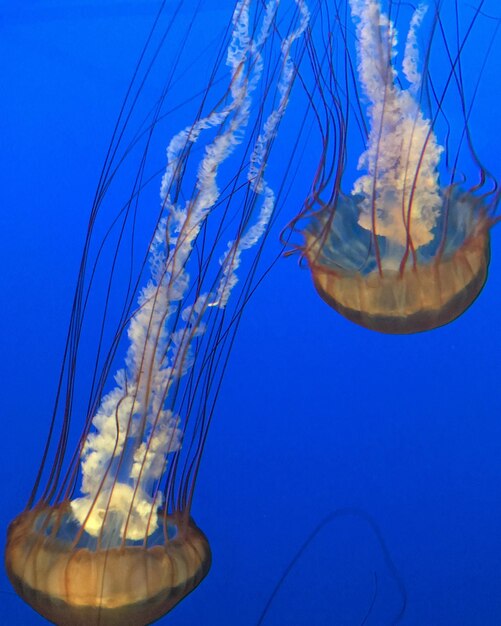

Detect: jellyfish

[5,1,309,624]
[291,0,499,333]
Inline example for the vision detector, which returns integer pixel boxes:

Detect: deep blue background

[1,2,501,625]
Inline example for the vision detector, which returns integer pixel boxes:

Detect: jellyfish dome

[298,0,497,334]
[6,504,210,626]
[305,188,491,334]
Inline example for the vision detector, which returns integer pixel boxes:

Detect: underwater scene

[1,1,501,624]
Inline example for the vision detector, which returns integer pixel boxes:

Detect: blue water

[1,2,501,625]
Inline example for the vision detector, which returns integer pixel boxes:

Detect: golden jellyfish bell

[304,189,492,334]
[6,504,210,626]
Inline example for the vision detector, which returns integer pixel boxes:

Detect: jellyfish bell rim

[303,220,492,335]
[5,502,211,626]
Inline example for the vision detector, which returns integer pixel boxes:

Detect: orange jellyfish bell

[293,0,497,334]
[304,188,492,334]
[6,504,210,626]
